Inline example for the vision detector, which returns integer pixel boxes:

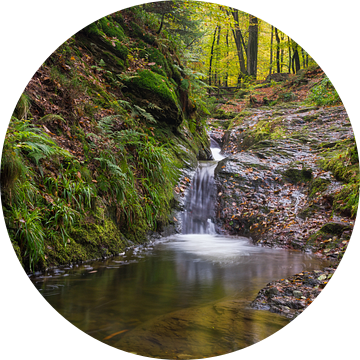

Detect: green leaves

[10,205,45,271]
[308,75,340,106]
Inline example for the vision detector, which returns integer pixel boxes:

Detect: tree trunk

[275,27,281,73]
[208,26,218,87]
[280,33,285,72]
[288,36,291,72]
[292,41,301,73]
[156,13,165,34]
[215,26,221,86]
[230,9,247,83]
[247,14,258,79]
[225,29,229,86]
[269,25,273,76]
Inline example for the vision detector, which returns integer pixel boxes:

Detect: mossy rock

[319,222,353,236]
[130,21,155,45]
[282,168,313,184]
[213,108,237,120]
[97,16,125,41]
[298,204,321,220]
[138,46,172,77]
[303,113,320,122]
[306,222,353,250]
[124,69,183,127]
[278,92,297,102]
[309,177,331,198]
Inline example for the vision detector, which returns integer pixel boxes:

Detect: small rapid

[31,137,332,358]
[181,138,224,235]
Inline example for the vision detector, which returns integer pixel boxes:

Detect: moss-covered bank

[1,7,211,272]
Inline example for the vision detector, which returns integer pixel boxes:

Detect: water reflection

[33,234,330,358]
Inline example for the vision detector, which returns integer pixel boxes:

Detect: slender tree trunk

[156,13,165,34]
[288,36,291,72]
[280,33,285,72]
[225,29,229,86]
[269,25,273,76]
[292,41,301,73]
[275,27,281,73]
[208,26,218,87]
[247,14,258,79]
[230,9,247,83]
[215,26,221,86]
[301,47,306,68]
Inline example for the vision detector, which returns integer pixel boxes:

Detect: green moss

[83,22,100,36]
[11,239,23,267]
[139,45,172,77]
[306,221,352,252]
[44,208,127,267]
[114,43,128,60]
[282,168,313,184]
[131,21,155,45]
[309,177,330,198]
[97,16,125,40]
[128,69,177,104]
[298,204,321,220]
[102,51,125,69]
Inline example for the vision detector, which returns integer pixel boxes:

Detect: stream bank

[2,7,212,272]
[210,96,357,318]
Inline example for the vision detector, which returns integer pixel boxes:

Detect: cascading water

[182,137,224,234]
[34,135,331,358]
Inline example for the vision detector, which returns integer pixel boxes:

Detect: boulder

[264,73,292,83]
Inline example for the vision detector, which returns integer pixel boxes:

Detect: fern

[132,105,157,123]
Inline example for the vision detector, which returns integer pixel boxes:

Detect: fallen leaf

[103,329,128,340]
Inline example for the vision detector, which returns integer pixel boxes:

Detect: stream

[31,142,331,358]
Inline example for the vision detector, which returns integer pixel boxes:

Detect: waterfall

[182,138,223,235]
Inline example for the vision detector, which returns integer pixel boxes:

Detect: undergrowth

[1,6,211,272]
[308,75,341,106]
[319,140,359,217]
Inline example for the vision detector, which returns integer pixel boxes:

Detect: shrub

[308,75,341,106]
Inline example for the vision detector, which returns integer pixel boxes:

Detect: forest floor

[208,68,357,319]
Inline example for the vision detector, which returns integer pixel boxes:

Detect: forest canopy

[142,0,315,86]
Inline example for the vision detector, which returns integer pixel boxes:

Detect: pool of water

[31,234,330,358]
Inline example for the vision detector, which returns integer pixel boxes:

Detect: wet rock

[214,104,354,253]
[250,267,336,318]
[211,102,355,319]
